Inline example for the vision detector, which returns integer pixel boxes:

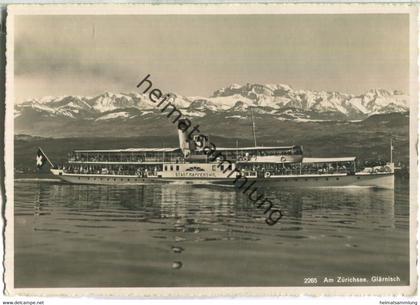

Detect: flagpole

[38,147,54,167]
[251,109,257,148]
[390,137,393,164]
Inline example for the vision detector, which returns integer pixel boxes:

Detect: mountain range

[15,83,409,137]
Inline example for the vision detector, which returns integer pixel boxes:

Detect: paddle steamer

[38,121,395,189]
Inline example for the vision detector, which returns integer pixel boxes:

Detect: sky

[14,14,409,103]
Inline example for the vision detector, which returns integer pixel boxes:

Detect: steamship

[38,119,395,189]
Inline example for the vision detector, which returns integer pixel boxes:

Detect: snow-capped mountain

[14,83,409,137]
[15,83,408,121]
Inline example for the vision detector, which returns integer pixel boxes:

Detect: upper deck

[69,148,183,164]
[68,145,303,164]
[215,145,303,163]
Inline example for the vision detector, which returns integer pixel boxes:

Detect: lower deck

[50,169,394,189]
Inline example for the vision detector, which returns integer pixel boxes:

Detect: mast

[390,137,393,164]
[251,109,257,147]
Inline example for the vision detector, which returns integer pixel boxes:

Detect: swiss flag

[36,149,47,169]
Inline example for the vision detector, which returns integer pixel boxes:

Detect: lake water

[14,177,410,288]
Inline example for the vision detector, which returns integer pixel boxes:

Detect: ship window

[295,179,298,182]
[325,178,329,181]
[305,179,308,181]
[114,178,116,181]
[121,178,123,181]
[128,179,130,181]
[220,165,224,171]
[336,178,339,180]
[176,165,179,171]
[135,178,137,181]
[170,165,173,171]
[164,166,167,171]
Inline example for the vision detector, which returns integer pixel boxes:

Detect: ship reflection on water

[14,178,409,288]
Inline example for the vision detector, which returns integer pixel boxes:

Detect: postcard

[4,3,418,297]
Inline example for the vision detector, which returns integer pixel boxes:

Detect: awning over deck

[216,146,297,151]
[73,148,180,153]
[302,157,356,163]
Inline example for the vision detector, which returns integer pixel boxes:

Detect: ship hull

[256,173,394,189]
[50,170,160,185]
[50,169,394,189]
